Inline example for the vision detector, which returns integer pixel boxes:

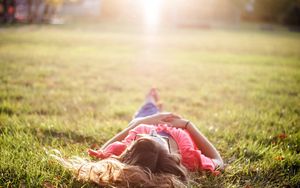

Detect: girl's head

[51,136,188,187]
[119,137,187,181]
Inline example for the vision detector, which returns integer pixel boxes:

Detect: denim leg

[134,102,160,118]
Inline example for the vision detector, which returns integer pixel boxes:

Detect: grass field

[0,24,299,187]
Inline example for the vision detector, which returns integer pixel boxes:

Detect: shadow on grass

[32,128,102,146]
[0,125,103,147]
[225,161,300,188]
[0,105,14,116]
[0,166,100,188]
[0,124,106,187]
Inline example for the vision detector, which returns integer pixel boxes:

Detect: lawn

[0,24,299,187]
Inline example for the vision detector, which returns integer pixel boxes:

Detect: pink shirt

[88,124,217,173]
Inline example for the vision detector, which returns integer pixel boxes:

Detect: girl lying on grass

[52,88,224,187]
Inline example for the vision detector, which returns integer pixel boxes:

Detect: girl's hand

[136,112,181,125]
[163,118,190,129]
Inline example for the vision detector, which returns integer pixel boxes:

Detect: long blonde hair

[51,138,188,187]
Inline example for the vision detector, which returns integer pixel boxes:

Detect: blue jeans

[134,102,160,118]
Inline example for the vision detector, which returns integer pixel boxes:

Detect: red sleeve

[195,150,217,172]
[163,126,218,173]
[88,141,127,159]
[122,124,153,144]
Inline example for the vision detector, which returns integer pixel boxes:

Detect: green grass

[0,24,299,187]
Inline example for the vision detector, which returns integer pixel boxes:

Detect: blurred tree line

[242,0,300,27]
[27,0,63,23]
[1,0,299,28]
[0,0,64,23]
[100,0,300,28]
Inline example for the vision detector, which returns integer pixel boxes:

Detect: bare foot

[145,88,163,110]
[145,88,158,102]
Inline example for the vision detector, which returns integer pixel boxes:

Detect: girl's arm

[100,119,140,150]
[186,121,224,169]
[101,113,180,150]
[165,118,224,169]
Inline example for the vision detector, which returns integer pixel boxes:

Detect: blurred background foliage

[0,0,300,29]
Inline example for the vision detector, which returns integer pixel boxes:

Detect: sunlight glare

[142,0,162,29]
